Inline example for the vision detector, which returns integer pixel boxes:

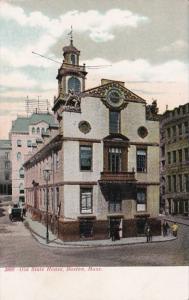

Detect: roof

[11,113,57,133]
[63,40,80,55]
[84,81,146,104]
[0,140,12,149]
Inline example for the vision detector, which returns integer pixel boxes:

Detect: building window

[167,152,171,164]
[173,151,176,163]
[19,183,24,194]
[17,140,22,147]
[185,174,189,192]
[68,76,81,92]
[5,161,10,169]
[178,124,182,135]
[43,188,46,206]
[80,145,92,171]
[136,189,146,212]
[109,190,122,213]
[178,149,182,162]
[37,127,40,134]
[168,176,171,192]
[5,152,9,159]
[19,167,24,178]
[137,149,147,172]
[80,188,93,214]
[179,175,183,192]
[32,127,35,134]
[5,173,9,181]
[108,147,122,173]
[55,152,59,170]
[71,54,76,65]
[184,121,189,134]
[27,140,32,147]
[109,111,120,133]
[167,128,171,138]
[56,187,60,214]
[172,126,176,137]
[17,152,21,160]
[173,175,176,192]
[184,148,189,161]
[161,146,165,157]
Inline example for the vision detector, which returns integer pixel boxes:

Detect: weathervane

[68,25,73,44]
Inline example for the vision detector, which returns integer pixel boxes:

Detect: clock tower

[56,36,87,98]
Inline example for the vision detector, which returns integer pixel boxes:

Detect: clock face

[106,88,124,108]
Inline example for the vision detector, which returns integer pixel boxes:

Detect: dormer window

[32,127,35,134]
[68,76,81,92]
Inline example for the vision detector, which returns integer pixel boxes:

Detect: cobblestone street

[0,206,189,267]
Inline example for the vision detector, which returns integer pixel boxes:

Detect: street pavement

[0,205,189,267]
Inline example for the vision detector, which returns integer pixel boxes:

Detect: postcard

[0,1,188,299]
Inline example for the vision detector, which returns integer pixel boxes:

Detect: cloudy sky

[0,0,188,139]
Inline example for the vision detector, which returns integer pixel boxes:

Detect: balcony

[100,171,136,182]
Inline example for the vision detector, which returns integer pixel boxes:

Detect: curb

[25,221,176,249]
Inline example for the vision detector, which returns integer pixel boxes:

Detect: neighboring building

[160,103,189,215]
[10,113,58,203]
[0,140,12,201]
[24,40,161,241]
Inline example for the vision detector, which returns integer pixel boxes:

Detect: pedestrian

[110,226,115,241]
[162,221,168,236]
[8,205,12,220]
[165,222,170,235]
[171,222,178,237]
[146,225,152,243]
[114,224,120,241]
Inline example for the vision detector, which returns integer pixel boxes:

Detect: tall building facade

[10,113,57,203]
[24,40,161,241]
[160,103,189,215]
[0,140,12,201]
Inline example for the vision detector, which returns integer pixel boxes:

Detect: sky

[0,0,189,139]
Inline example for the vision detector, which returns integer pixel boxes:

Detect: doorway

[109,217,122,240]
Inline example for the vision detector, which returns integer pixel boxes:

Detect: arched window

[32,127,35,134]
[19,167,24,179]
[71,54,76,65]
[41,128,45,134]
[37,127,40,134]
[68,77,81,92]
[19,183,24,194]
[17,152,21,160]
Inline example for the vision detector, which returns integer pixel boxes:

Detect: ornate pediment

[84,81,146,110]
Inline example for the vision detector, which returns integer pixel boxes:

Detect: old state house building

[24,39,161,241]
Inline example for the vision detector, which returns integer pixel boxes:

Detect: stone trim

[25,181,98,189]
[63,137,101,143]
[130,142,159,147]
[136,182,160,186]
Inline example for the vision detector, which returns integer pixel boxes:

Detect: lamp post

[43,165,52,244]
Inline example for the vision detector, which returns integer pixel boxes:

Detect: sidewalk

[24,216,176,248]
